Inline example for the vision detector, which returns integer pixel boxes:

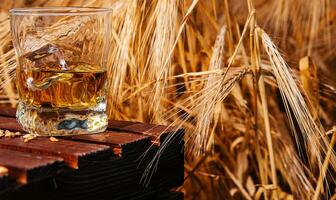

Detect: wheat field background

[0,0,336,199]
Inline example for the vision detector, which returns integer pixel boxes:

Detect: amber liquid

[17,64,107,110]
[15,43,109,135]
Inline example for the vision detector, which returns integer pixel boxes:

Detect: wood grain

[69,130,151,156]
[0,107,183,145]
[0,107,185,199]
[0,148,63,184]
[0,137,111,169]
[0,107,16,118]
[0,117,22,132]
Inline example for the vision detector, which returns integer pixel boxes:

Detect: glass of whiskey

[10,7,112,136]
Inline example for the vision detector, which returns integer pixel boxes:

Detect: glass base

[16,102,108,136]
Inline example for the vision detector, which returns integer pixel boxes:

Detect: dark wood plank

[0,107,185,146]
[0,149,63,184]
[157,191,184,200]
[1,146,184,199]
[0,107,185,200]
[0,137,111,169]
[108,120,183,145]
[69,130,151,156]
[52,148,184,200]
[0,117,21,132]
[0,166,8,191]
[0,107,16,118]
[0,115,151,157]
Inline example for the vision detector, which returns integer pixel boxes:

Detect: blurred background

[0,0,335,199]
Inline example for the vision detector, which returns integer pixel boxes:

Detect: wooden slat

[108,120,183,145]
[0,107,185,199]
[5,146,184,200]
[0,117,21,132]
[157,191,184,200]
[0,116,147,161]
[0,115,155,157]
[0,137,111,169]
[0,149,63,184]
[0,107,16,118]
[0,166,8,191]
[53,148,184,200]
[0,108,185,145]
[0,108,183,145]
[69,130,151,156]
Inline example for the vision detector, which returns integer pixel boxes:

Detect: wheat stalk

[258,27,336,195]
[0,1,335,199]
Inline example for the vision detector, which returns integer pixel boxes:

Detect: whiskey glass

[10,7,112,136]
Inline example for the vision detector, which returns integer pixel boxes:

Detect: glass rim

[10,7,112,16]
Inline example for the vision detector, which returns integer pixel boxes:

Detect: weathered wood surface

[0,148,62,184]
[69,130,152,156]
[0,107,184,200]
[0,107,16,118]
[0,117,21,132]
[0,137,111,169]
[0,107,183,144]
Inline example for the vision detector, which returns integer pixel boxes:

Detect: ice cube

[24,44,68,71]
[27,73,73,91]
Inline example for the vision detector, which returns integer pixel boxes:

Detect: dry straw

[0,0,335,199]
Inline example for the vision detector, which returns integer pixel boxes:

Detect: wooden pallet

[0,107,184,200]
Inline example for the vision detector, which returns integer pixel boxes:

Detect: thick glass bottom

[16,101,108,136]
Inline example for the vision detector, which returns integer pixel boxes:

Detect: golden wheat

[0,0,335,199]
